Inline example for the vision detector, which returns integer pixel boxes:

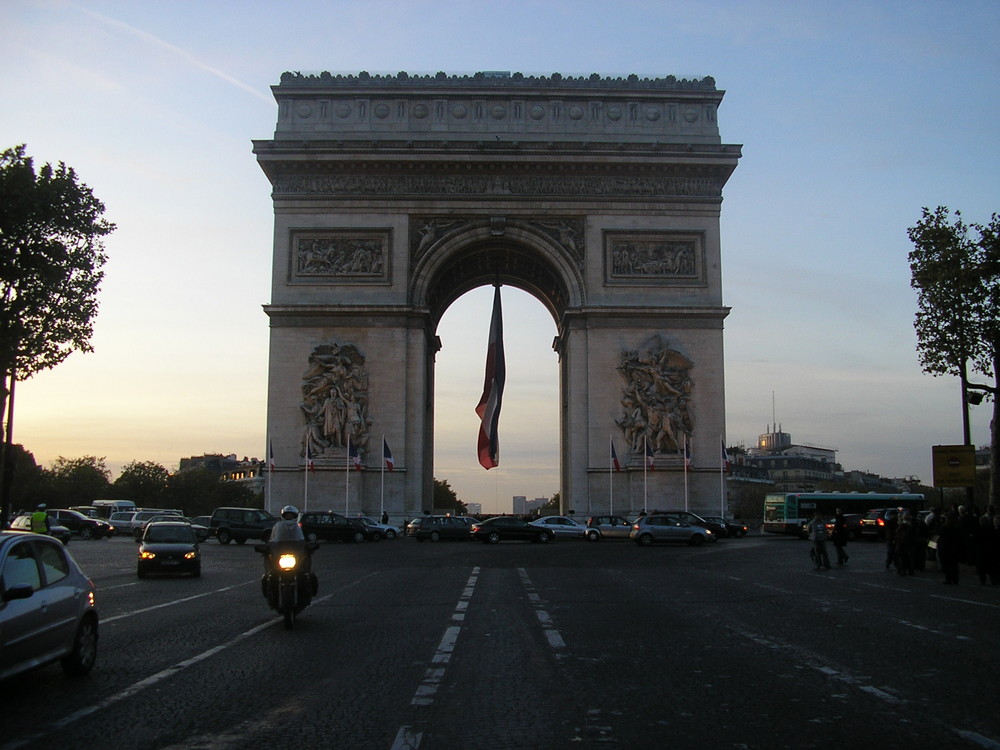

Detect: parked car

[408,515,474,542]
[0,530,99,680]
[137,521,200,578]
[470,516,554,544]
[46,509,115,540]
[298,511,377,543]
[630,513,716,546]
[529,515,587,539]
[356,516,402,539]
[585,515,634,541]
[210,507,276,545]
[698,515,749,539]
[108,511,139,535]
[8,514,73,545]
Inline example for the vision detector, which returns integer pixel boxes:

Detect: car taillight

[877,518,885,527]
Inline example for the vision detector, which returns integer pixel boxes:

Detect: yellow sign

[932,444,976,487]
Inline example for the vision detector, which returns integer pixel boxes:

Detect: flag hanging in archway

[475,285,506,469]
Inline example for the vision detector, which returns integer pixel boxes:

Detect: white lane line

[518,567,566,653]
[102,580,257,623]
[408,567,479,707]
[1,573,377,750]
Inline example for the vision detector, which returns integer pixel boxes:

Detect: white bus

[763,492,924,536]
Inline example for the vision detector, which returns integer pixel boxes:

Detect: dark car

[137,522,200,578]
[0,530,99,680]
[8,514,73,545]
[699,515,749,539]
[298,511,376,543]
[409,515,474,542]
[585,514,635,541]
[860,508,903,540]
[470,516,554,544]
[210,507,276,545]
[47,509,114,540]
[134,514,211,543]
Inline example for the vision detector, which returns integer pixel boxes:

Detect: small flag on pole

[684,437,691,469]
[383,438,394,471]
[721,439,731,473]
[348,437,362,471]
[306,442,315,473]
[475,285,506,470]
[268,439,275,473]
[645,439,655,470]
[611,439,622,472]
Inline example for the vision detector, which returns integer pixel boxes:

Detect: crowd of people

[881,505,1000,585]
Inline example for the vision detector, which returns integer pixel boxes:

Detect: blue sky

[2,0,997,513]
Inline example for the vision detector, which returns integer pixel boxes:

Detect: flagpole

[683,434,689,513]
[266,435,272,516]
[643,434,648,514]
[720,435,726,516]
[345,439,350,516]
[380,433,385,519]
[303,442,309,513]
[609,435,613,516]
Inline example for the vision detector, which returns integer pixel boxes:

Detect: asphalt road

[2,530,998,750]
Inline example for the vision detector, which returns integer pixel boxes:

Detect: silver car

[529,515,587,539]
[629,513,716,546]
[584,514,635,541]
[0,530,99,680]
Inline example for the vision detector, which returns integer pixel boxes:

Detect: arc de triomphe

[253,71,741,518]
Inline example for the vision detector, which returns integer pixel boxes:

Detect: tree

[112,461,170,505]
[45,456,111,507]
[908,207,999,508]
[0,145,114,524]
[432,478,467,514]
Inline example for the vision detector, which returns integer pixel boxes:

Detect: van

[92,500,137,518]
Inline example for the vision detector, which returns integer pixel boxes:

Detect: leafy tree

[908,207,999,507]
[6,444,44,512]
[432,477,467,514]
[112,461,170,505]
[45,455,111,507]
[164,468,221,516]
[537,492,560,516]
[0,145,114,524]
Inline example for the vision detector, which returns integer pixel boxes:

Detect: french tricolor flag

[475,286,505,470]
[383,437,394,472]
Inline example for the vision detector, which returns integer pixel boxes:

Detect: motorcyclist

[261,505,316,605]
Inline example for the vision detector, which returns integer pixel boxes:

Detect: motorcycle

[254,539,319,629]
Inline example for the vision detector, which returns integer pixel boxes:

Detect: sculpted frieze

[291,230,389,283]
[273,173,723,199]
[301,342,372,461]
[605,231,704,285]
[616,337,693,460]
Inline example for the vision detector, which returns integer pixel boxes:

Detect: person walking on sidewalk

[807,511,831,570]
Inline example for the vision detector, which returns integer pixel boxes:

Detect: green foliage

[432,477,466,514]
[537,492,559,516]
[6,444,44,511]
[908,207,999,387]
[44,455,111,506]
[112,460,170,505]
[0,145,114,384]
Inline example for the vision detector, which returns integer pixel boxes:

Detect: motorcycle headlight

[277,553,298,570]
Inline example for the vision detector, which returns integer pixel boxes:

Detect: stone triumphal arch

[254,71,741,518]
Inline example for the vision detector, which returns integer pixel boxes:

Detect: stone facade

[254,71,741,518]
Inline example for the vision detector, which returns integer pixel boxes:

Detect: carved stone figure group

[301,342,372,460]
[616,342,693,458]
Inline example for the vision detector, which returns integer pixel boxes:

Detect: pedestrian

[972,515,998,585]
[832,508,850,565]
[884,509,899,571]
[806,511,831,570]
[894,515,914,576]
[381,511,389,525]
[29,503,51,534]
[937,513,962,585]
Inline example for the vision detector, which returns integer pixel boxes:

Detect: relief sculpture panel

[291,230,390,283]
[301,342,373,460]
[605,231,705,286]
[616,337,693,459]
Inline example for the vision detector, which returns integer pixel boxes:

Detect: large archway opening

[433,285,559,515]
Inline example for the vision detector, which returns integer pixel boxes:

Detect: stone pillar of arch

[254,71,741,519]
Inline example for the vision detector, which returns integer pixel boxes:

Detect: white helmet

[280,505,299,519]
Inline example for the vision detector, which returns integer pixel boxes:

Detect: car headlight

[277,553,298,570]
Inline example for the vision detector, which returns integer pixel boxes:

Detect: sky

[1,0,997,514]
